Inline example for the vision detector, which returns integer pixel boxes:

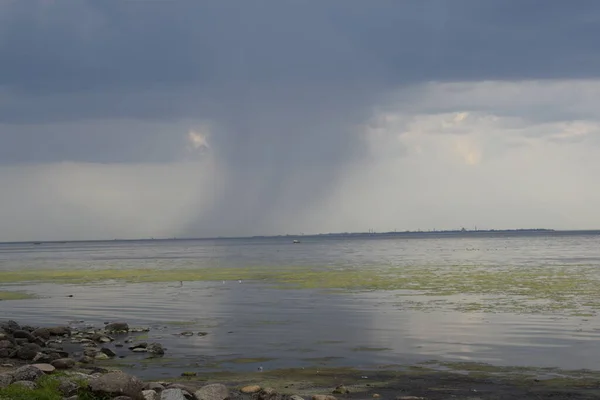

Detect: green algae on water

[0,290,35,300]
[4,263,600,315]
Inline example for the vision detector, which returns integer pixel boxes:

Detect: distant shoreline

[4,228,600,245]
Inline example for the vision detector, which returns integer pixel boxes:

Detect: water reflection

[2,234,600,378]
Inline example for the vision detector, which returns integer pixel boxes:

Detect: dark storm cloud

[2,0,600,237]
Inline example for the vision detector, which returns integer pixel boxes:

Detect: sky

[2,0,600,241]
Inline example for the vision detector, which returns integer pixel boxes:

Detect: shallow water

[1,232,600,378]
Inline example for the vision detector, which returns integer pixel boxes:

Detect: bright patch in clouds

[188,129,210,150]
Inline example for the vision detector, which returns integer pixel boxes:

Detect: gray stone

[100,347,116,357]
[13,330,35,342]
[161,388,186,400]
[89,371,144,400]
[114,397,134,400]
[12,365,43,382]
[16,343,42,360]
[0,373,13,388]
[0,320,20,333]
[194,383,230,400]
[290,396,305,400]
[64,396,79,400]
[105,322,129,333]
[51,357,76,369]
[143,389,159,400]
[31,363,55,373]
[144,382,165,392]
[48,326,71,336]
[147,343,165,355]
[32,327,51,339]
[57,377,80,396]
[0,340,14,349]
[12,380,37,390]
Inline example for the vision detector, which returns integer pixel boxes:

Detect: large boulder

[89,371,144,400]
[12,365,43,382]
[194,384,230,400]
[15,343,42,360]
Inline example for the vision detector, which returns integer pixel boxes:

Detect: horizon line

[3,227,600,245]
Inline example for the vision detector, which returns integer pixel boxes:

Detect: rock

[0,373,13,388]
[0,340,14,349]
[57,377,80,396]
[147,343,165,355]
[89,371,144,400]
[1,363,13,368]
[51,357,76,369]
[241,385,261,394]
[197,332,208,336]
[180,372,197,377]
[79,356,95,364]
[32,327,51,339]
[16,343,42,360]
[194,383,230,400]
[132,347,148,352]
[290,396,304,400]
[332,385,350,394]
[12,365,43,381]
[20,325,36,332]
[15,338,29,346]
[395,397,425,400]
[100,347,117,357]
[0,349,12,358]
[11,380,37,390]
[0,320,20,333]
[95,353,110,360]
[65,396,79,400]
[31,363,55,374]
[0,333,8,340]
[143,389,159,400]
[105,322,129,333]
[372,395,381,398]
[84,347,99,357]
[46,341,63,350]
[161,388,187,400]
[114,397,134,400]
[144,382,165,392]
[48,326,71,336]
[312,396,337,400]
[257,388,278,400]
[13,330,35,342]
[180,331,194,336]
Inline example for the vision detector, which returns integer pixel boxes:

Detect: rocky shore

[0,319,370,400]
[2,319,600,400]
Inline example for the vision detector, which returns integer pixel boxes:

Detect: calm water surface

[1,233,600,378]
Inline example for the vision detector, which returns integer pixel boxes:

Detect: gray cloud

[2,0,600,239]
